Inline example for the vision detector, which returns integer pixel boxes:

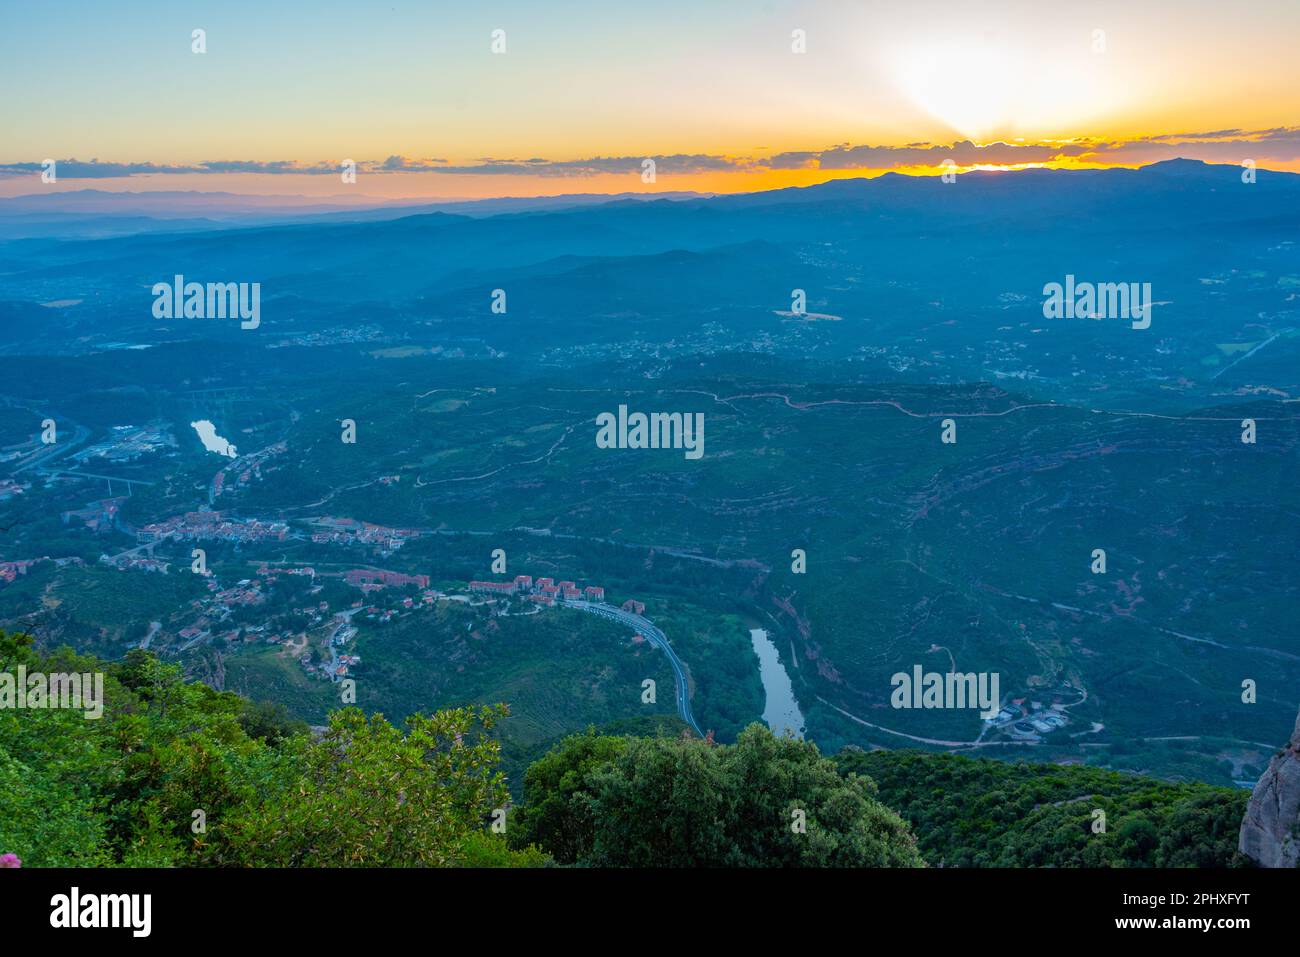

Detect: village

[164,562,442,665]
[0,480,649,689]
[469,574,607,606]
[91,548,632,687]
[982,684,1084,741]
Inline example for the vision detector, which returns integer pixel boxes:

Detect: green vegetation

[510,724,924,867]
[0,631,538,867]
[4,163,1299,798]
[2,629,1258,869]
[8,358,1296,787]
[836,748,1250,868]
[222,601,684,784]
[640,602,763,741]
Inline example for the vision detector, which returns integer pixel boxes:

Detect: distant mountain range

[0,188,711,240]
[2,158,1297,403]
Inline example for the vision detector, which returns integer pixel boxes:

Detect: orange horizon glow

[5,145,1298,203]
[6,2,1300,201]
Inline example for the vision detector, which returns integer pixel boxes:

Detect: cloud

[0,153,742,179]
[760,127,1300,171]
[0,159,206,178]
[4,129,1299,182]
[375,156,449,171]
[0,158,344,178]
[1076,127,1300,165]
[379,154,742,176]
[194,160,338,174]
[760,139,1081,170]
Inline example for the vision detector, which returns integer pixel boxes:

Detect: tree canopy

[3,630,1253,870]
[511,724,925,867]
[0,631,540,867]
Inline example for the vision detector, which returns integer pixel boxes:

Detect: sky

[3,0,1299,199]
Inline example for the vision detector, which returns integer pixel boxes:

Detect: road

[106,530,174,562]
[10,423,91,475]
[567,601,705,737]
[137,621,161,651]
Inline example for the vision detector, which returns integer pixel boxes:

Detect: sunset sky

[3,0,1299,199]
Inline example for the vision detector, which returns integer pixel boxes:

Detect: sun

[892,39,1119,142]
[894,42,1017,140]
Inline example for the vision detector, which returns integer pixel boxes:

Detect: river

[750,627,805,739]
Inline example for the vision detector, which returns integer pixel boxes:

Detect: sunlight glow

[893,41,1121,141]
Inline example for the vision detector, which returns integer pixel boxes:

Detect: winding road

[567,601,705,737]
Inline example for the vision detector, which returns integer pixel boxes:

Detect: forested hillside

[836,749,1249,867]
[1,630,1254,868]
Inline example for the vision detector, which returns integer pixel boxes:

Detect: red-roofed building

[621,599,645,615]
[346,569,431,589]
[585,586,605,601]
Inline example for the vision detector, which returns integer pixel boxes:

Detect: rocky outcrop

[1239,708,1300,867]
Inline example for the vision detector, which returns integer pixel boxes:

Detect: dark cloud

[1077,127,1300,165]
[375,156,449,171]
[760,128,1300,171]
[0,154,740,179]
[0,158,343,177]
[3,129,1298,181]
[763,139,1086,170]
[197,160,336,174]
[0,159,204,178]
[402,154,741,176]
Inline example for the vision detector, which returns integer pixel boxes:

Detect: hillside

[836,749,1249,867]
[2,629,1259,869]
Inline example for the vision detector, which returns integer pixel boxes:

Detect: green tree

[0,631,541,868]
[510,729,627,864]
[516,723,924,867]
[835,748,1248,868]
[216,705,512,867]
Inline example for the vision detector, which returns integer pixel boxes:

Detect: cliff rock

[1239,708,1300,867]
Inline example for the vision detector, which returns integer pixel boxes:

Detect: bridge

[37,468,156,495]
[106,530,174,562]
[565,601,704,737]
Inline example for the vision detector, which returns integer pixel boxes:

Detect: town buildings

[467,573,617,608]
[137,510,289,545]
[345,568,430,590]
